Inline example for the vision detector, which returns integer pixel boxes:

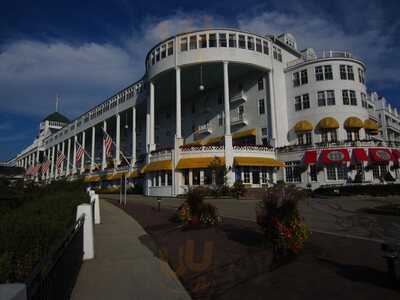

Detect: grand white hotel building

[14,28,400,196]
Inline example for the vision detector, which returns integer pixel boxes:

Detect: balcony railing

[230,113,248,126]
[230,90,247,104]
[287,50,357,68]
[195,124,212,135]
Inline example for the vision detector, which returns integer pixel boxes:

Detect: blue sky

[1,0,399,160]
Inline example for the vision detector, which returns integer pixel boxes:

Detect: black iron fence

[26,215,85,300]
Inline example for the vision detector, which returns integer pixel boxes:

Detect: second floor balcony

[195,124,212,135]
[230,90,247,104]
[230,112,248,126]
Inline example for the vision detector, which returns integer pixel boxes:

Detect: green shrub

[0,180,89,283]
[230,180,246,199]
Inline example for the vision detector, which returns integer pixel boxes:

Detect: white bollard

[76,204,95,260]
[90,194,101,225]
[89,190,95,197]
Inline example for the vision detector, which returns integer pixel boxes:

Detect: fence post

[90,194,101,224]
[76,204,95,260]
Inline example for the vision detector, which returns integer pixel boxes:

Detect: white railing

[230,112,247,125]
[287,50,356,68]
[195,124,212,135]
[180,145,225,152]
[233,145,275,153]
[150,148,173,161]
[230,90,247,103]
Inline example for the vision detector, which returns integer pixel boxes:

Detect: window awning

[183,140,204,146]
[392,149,400,162]
[318,117,339,129]
[294,120,313,133]
[176,157,225,169]
[364,119,379,131]
[204,136,224,145]
[234,156,285,168]
[127,171,141,178]
[303,150,317,164]
[344,117,363,129]
[232,128,257,139]
[320,149,350,164]
[84,175,101,183]
[369,148,393,163]
[352,148,368,161]
[141,160,172,173]
[105,172,128,181]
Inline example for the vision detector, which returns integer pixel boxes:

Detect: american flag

[41,159,51,174]
[103,132,113,158]
[25,165,34,176]
[76,143,85,164]
[56,151,65,170]
[31,164,42,176]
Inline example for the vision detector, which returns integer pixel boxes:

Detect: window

[327,90,335,106]
[258,99,266,115]
[327,165,348,181]
[219,33,227,47]
[285,161,302,183]
[273,46,282,61]
[293,72,300,87]
[243,167,250,183]
[263,41,269,54]
[346,129,360,141]
[321,129,337,143]
[342,90,350,105]
[318,91,326,106]
[310,165,318,182]
[181,37,188,51]
[315,66,323,81]
[167,41,173,56]
[258,77,264,90]
[256,39,262,52]
[199,34,207,48]
[238,35,246,48]
[161,45,166,59]
[301,69,308,85]
[155,48,160,61]
[189,36,197,49]
[151,53,155,65]
[193,169,200,185]
[295,96,302,111]
[218,112,224,126]
[247,36,254,50]
[183,170,189,185]
[302,94,310,109]
[298,132,312,145]
[209,33,217,47]
[350,90,357,105]
[324,65,333,80]
[358,68,365,84]
[340,65,347,79]
[347,66,354,80]
[229,34,236,47]
[361,92,367,108]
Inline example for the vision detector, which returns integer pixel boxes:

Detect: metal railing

[26,215,85,300]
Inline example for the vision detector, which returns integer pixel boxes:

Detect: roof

[42,112,70,124]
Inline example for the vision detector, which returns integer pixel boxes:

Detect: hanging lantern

[199,65,205,91]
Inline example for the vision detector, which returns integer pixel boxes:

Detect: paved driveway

[103,194,400,243]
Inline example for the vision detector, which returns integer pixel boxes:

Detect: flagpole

[75,140,101,171]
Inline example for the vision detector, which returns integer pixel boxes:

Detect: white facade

[13,29,400,193]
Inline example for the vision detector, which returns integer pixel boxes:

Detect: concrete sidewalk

[71,199,191,300]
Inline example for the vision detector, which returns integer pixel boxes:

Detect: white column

[116,113,121,166]
[66,138,71,176]
[102,120,107,170]
[61,141,65,176]
[150,81,155,148]
[131,107,136,168]
[176,67,182,139]
[223,61,231,135]
[81,130,86,173]
[50,146,55,179]
[267,70,277,146]
[24,157,27,169]
[91,126,96,171]
[73,135,77,174]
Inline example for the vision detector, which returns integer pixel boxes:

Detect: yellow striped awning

[294,120,313,133]
[127,171,141,178]
[105,173,127,181]
[344,117,363,129]
[232,128,257,139]
[205,136,224,145]
[84,175,101,183]
[234,157,285,168]
[141,160,172,173]
[176,157,225,169]
[318,117,339,129]
[183,140,204,146]
[364,119,379,130]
